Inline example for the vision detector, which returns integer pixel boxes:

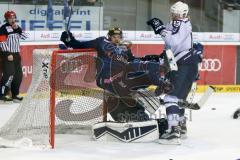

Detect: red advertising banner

[131,44,164,56]
[131,44,237,85]
[198,45,237,85]
[0,43,237,93]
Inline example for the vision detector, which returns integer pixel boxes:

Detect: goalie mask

[170,1,189,19]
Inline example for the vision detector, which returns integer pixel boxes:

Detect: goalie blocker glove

[147,18,165,35]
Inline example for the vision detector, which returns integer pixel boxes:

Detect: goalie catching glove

[60,31,75,46]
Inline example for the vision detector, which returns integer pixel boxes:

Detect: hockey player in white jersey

[147,1,202,144]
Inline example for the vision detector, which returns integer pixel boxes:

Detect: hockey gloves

[147,18,165,35]
[193,42,204,63]
[155,79,174,96]
[60,31,75,46]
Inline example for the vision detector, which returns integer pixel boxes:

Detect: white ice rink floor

[0,93,240,160]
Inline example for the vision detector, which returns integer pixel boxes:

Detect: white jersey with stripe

[161,18,192,61]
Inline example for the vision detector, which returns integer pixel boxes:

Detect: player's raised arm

[60,27,131,56]
[147,2,192,54]
[161,19,192,49]
[60,31,98,49]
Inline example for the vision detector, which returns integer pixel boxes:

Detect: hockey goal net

[0,49,106,148]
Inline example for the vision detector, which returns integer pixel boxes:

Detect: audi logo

[199,59,222,72]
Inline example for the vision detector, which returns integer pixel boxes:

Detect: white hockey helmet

[170,1,189,18]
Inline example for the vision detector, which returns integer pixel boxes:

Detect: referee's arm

[0,26,12,60]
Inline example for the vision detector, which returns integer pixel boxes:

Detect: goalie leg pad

[92,120,159,142]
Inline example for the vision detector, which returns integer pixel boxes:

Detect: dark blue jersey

[66,36,135,88]
[67,36,134,58]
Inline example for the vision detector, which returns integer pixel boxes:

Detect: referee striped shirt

[0,23,28,53]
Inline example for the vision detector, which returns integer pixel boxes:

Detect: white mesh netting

[0,49,104,148]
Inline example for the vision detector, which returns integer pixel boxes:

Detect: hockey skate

[12,96,23,103]
[0,95,13,104]
[158,126,181,145]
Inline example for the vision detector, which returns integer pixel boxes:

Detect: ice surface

[0,93,240,160]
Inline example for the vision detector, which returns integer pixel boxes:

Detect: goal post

[49,49,107,148]
[0,48,107,149]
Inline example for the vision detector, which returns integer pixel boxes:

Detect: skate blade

[157,138,181,145]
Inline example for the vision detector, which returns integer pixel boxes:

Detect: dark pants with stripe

[0,52,23,97]
[166,62,198,117]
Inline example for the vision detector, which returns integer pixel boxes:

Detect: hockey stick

[136,85,215,114]
[66,0,75,32]
[197,86,215,107]
[179,85,216,110]
[63,0,75,40]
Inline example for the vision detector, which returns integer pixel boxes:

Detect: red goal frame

[49,49,107,148]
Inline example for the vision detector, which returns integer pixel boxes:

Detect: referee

[0,11,27,103]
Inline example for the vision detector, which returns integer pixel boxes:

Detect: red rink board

[131,44,237,85]
[198,45,237,85]
[0,43,237,93]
